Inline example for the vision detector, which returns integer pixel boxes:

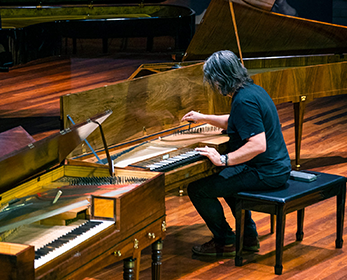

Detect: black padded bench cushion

[234,170,347,275]
[236,171,346,204]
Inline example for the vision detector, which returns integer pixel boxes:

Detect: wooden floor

[1,53,347,279]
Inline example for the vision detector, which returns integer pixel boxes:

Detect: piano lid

[0,110,112,194]
[183,0,347,61]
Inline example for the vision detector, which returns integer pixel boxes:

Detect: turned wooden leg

[293,99,306,170]
[123,258,136,280]
[152,239,163,280]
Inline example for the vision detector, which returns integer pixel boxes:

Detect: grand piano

[0,111,166,280]
[56,0,347,189]
[0,0,195,67]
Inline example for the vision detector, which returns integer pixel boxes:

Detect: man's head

[203,50,252,96]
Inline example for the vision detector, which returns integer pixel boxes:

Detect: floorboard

[1,53,347,279]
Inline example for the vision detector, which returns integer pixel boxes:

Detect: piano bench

[234,171,346,275]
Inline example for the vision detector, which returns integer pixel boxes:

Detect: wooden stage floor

[1,55,347,279]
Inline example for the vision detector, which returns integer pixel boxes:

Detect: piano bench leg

[152,239,163,280]
[123,258,136,280]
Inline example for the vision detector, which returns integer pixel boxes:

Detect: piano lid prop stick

[91,120,114,177]
[52,190,63,204]
[229,1,244,65]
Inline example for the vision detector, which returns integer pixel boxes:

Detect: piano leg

[151,239,163,280]
[293,97,307,170]
[123,258,136,280]
[135,251,141,280]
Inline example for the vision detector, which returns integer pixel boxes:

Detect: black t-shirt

[227,83,291,185]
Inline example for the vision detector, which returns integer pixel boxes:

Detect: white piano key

[34,220,114,269]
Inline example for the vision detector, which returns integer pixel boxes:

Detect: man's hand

[195,146,223,166]
[181,111,205,123]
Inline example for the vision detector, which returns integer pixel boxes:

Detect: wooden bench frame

[234,171,346,275]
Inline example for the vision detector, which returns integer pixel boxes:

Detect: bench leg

[235,200,245,266]
[296,209,305,241]
[275,205,286,275]
[270,214,275,234]
[336,184,346,248]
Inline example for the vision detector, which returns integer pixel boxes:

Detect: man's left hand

[195,146,223,166]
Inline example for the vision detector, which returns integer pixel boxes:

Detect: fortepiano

[0,0,195,67]
[0,110,166,280]
[58,0,347,187]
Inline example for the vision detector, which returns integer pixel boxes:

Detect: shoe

[192,239,235,257]
[243,236,260,252]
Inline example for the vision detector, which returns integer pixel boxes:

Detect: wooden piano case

[60,0,347,171]
[0,242,35,280]
[0,111,166,280]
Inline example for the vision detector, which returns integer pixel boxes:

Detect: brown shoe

[192,239,235,257]
[243,236,260,252]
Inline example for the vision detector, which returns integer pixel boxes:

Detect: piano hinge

[162,221,167,232]
[28,143,35,149]
[60,127,71,135]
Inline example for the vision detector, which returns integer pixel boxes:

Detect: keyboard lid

[0,110,112,194]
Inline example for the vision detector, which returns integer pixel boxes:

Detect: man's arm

[226,132,266,166]
[181,110,229,130]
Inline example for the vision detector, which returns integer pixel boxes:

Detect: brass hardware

[114,250,122,257]
[300,96,307,102]
[143,126,147,136]
[179,189,184,196]
[134,238,139,249]
[162,221,167,232]
[148,232,156,239]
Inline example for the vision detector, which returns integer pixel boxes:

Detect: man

[181,50,291,256]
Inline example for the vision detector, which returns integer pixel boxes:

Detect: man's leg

[187,165,269,255]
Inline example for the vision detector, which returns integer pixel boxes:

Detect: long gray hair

[203,50,253,96]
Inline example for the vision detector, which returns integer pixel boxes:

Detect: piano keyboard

[134,150,205,172]
[34,220,114,269]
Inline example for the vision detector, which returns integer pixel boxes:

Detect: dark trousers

[187,165,277,245]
